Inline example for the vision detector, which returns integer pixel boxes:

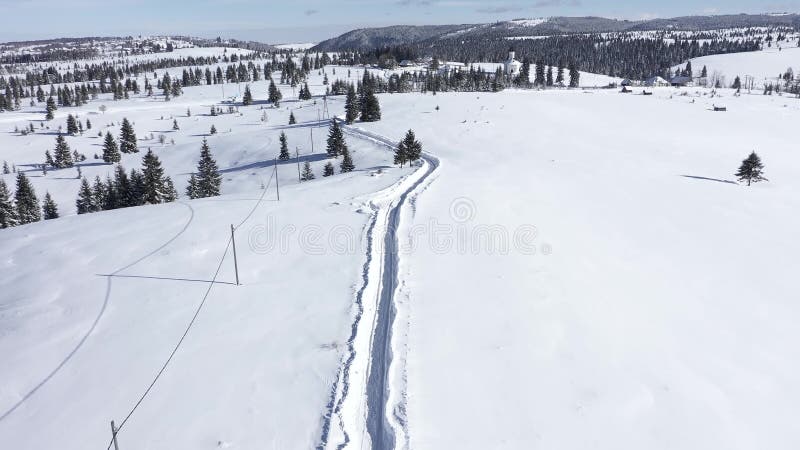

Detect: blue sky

[1,0,796,43]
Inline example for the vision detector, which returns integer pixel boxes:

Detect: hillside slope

[358,86,800,449]
[312,14,800,51]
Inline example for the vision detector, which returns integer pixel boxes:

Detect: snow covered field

[2,46,800,450]
[358,87,800,449]
[275,43,317,51]
[0,174,406,449]
[0,63,414,449]
[470,62,622,87]
[680,43,800,87]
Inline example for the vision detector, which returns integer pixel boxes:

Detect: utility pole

[230,224,240,285]
[110,420,120,450]
[274,158,280,201]
[296,147,301,182]
[310,126,314,153]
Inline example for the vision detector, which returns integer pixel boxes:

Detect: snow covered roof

[670,75,693,85]
[644,76,669,85]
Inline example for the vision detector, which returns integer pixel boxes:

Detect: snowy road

[364,138,438,450]
[318,123,439,450]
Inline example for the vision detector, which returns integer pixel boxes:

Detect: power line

[106,170,276,449]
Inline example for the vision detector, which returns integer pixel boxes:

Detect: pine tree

[406,130,422,162]
[141,149,171,204]
[76,177,94,214]
[534,61,545,86]
[323,161,335,177]
[102,132,121,163]
[163,178,178,202]
[210,124,217,135]
[279,132,290,160]
[300,161,315,181]
[86,118,92,129]
[45,96,56,120]
[299,82,312,100]
[92,176,106,210]
[394,140,408,168]
[732,76,742,90]
[103,175,118,210]
[114,165,132,207]
[45,150,55,167]
[53,134,74,168]
[736,151,767,186]
[42,192,59,219]
[129,169,146,206]
[268,79,282,106]
[2,160,9,174]
[119,118,138,153]
[518,59,531,87]
[360,89,381,122]
[289,111,296,125]
[340,147,355,173]
[172,119,180,130]
[193,138,221,198]
[397,129,422,167]
[326,119,347,157]
[569,64,580,88]
[0,179,17,228]
[14,172,40,224]
[162,72,172,100]
[243,84,253,105]
[66,114,79,135]
[344,84,359,124]
[186,173,198,198]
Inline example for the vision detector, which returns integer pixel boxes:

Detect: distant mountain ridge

[312,25,473,51]
[312,13,800,51]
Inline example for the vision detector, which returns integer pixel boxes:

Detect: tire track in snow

[316,122,438,450]
[0,201,195,422]
[367,150,438,450]
[316,206,379,450]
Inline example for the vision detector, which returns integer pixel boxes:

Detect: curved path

[318,122,438,450]
[0,201,195,422]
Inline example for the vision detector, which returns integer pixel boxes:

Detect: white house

[504,49,522,76]
[440,62,465,74]
[644,76,670,87]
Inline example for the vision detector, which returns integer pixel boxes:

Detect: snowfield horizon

[2,22,800,450]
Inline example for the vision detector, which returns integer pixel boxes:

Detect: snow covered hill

[312,14,800,51]
[0,60,416,450]
[679,41,800,87]
[2,46,800,450]
[356,86,800,450]
[0,173,406,449]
